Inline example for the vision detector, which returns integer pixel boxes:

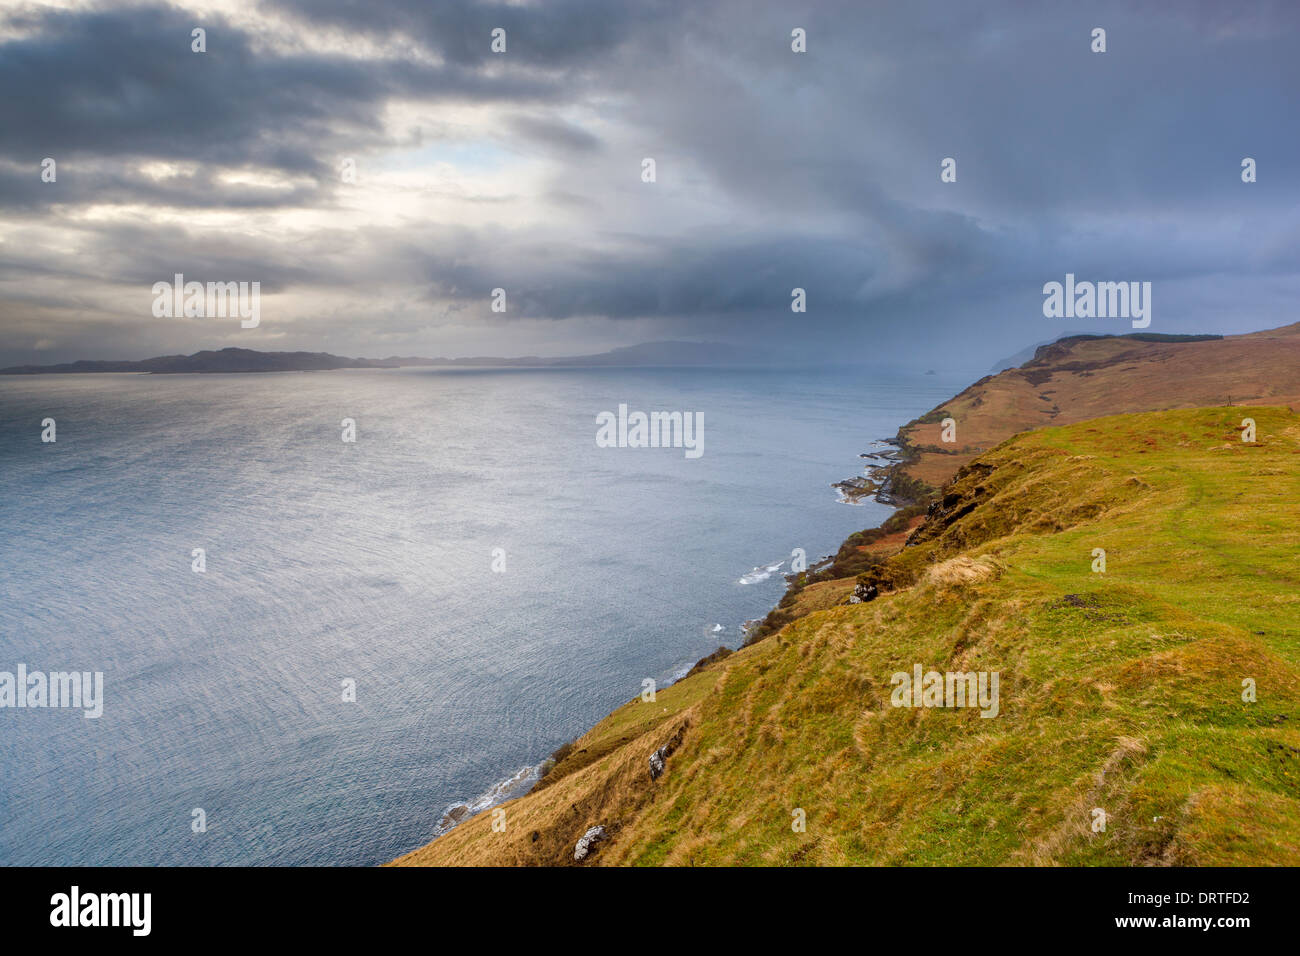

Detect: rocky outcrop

[573,826,607,862]
[648,748,668,780]
[847,580,878,604]
[905,462,995,548]
[649,722,689,781]
[438,805,471,831]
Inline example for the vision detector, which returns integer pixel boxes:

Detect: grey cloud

[1,0,1299,367]
[262,0,678,68]
[508,115,602,154]
[0,162,327,211]
[0,4,563,180]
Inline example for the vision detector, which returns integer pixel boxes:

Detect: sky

[1,0,1298,369]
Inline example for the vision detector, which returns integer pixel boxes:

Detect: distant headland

[0,341,775,375]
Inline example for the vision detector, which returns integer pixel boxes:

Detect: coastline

[398,322,1300,856]
[831,437,911,505]
[418,413,932,846]
[738,421,932,648]
[390,323,1300,866]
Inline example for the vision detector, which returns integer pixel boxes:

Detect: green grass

[530,664,721,791]
[398,406,1300,866]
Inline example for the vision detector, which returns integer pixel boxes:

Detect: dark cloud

[261,0,677,68]
[508,115,603,154]
[0,4,562,180]
[1,0,1298,368]
[0,162,327,211]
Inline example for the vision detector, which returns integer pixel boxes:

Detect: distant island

[0,341,774,375]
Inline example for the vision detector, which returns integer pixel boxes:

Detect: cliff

[889,322,1300,493]
[394,403,1300,865]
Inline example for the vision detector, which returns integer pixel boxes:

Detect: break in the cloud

[1,0,1298,368]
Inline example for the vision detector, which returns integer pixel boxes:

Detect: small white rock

[574,825,607,862]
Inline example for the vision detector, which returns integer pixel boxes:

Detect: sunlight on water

[0,366,958,864]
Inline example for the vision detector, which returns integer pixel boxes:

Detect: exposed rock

[905,462,996,548]
[438,804,471,830]
[573,825,607,862]
[648,722,689,781]
[832,475,878,502]
[649,748,667,780]
[847,581,878,604]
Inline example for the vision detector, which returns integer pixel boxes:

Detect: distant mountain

[0,349,404,375]
[537,341,770,367]
[379,340,773,369]
[0,341,774,375]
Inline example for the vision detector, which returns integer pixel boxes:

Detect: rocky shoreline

[430,764,540,837]
[394,324,1300,865]
[737,419,938,647]
[426,419,931,843]
[831,437,913,506]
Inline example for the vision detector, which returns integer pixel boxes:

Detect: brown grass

[896,322,1300,489]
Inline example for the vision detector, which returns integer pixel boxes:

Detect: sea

[0,365,964,865]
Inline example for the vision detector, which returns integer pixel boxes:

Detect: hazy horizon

[1,326,1281,379]
[0,361,962,865]
[3,1,1298,369]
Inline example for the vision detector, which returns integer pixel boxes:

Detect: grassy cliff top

[898,321,1300,491]
[393,404,1300,866]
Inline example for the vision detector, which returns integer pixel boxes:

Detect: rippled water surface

[0,366,962,864]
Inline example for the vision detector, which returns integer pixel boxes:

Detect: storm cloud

[1,0,1297,368]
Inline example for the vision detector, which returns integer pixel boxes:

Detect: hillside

[892,323,1300,492]
[0,341,771,374]
[393,404,1300,866]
